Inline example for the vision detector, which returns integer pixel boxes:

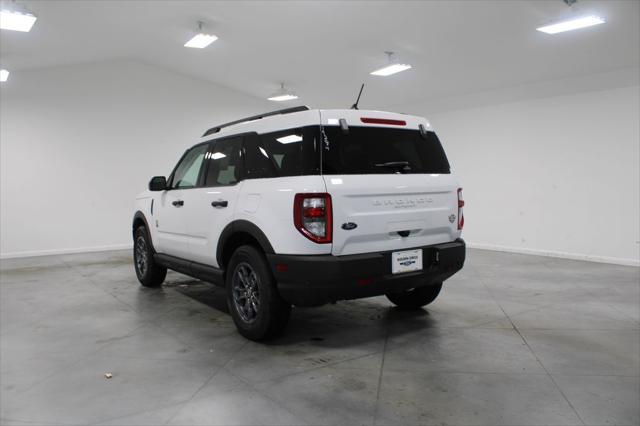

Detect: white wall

[2,62,639,266]
[0,60,270,258]
[400,85,640,266]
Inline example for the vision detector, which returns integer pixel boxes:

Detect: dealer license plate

[391,249,423,274]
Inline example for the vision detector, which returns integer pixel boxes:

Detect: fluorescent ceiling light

[184,33,217,48]
[211,152,226,159]
[268,83,298,102]
[276,134,303,144]
[0,9,37,32]
[268,94,298,102]
[370,63,412,77]
[0,69,8,82]
[370,51,412,77]
[537,15,605,34]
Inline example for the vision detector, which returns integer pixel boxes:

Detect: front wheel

[386,282,443,309]
[133,226,167,287]
[226,245,291,341]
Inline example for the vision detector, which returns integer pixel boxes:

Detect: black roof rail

[202,105,310,137]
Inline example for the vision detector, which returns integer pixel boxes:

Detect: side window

[170,144,209,189]
[204,137,243,187]
[244,127,318,178]
[244,134,278,179]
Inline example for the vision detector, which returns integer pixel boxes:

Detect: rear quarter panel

[236,176,331,255]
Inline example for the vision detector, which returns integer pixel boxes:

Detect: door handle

[211,200,228,208]
[172,200,184,207]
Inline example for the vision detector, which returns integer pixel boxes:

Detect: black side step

[202,105,310,137]
[154,253,224,286]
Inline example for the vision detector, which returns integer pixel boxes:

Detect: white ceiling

[1,0,638,108]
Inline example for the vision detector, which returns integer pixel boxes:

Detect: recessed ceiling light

[370,51,412,77]
[184,21,217,48]
[268,83,299,102]
[537,15,605,34]
[0,8,37,32]
[0,69,9,82]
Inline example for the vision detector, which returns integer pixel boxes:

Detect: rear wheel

[133,226,167,287]
[386,283,442,309]
[226,245,291,341]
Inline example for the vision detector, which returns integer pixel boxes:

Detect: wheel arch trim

[217,220,275,267]
[132,211,157,252]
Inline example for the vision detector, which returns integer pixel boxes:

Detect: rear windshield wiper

[374,161,412,173]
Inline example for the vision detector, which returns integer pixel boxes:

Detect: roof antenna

[351,83,365,110]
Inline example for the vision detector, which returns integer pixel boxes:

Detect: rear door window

[203,137,243,187]
[321,127,450,175]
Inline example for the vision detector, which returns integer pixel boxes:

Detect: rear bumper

[266,239,465,307]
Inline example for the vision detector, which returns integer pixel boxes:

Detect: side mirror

[148,176,167,191]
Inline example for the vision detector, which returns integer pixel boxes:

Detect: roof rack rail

[202,105,310,137]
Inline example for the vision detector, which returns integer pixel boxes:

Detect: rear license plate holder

[391,249,423,274]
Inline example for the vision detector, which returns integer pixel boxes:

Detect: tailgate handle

[397,230,410,237]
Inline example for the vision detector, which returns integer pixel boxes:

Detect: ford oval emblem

[341,222,358,231]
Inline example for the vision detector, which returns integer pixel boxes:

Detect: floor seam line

[476,271,588,426]
[240,348,386,387]
[539,262,640,326]
[162,340,251,425]
[372,331,389,426]
[88,398,191,426]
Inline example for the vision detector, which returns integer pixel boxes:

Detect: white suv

[132,106,465,340]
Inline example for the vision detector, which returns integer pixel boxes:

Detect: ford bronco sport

[132,106,465,340]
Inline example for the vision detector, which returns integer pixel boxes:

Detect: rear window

[320,126,450,175]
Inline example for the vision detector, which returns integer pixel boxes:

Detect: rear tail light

[294,193,332,243]
[457,188,464,230]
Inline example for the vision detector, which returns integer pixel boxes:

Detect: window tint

[244,127,318,179]
[204,137,243,187]
[243,134,277,179]
[321,127,450,175]
[171,144,208,189]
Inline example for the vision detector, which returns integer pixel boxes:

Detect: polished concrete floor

[0,249,638,426]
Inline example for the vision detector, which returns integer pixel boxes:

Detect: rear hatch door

[319,110,460,256]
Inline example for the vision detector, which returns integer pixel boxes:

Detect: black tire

[226,245,291,341]
[133,226,167,288]
[386,282,443,309]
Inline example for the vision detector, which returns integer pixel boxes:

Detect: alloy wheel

[231,262,261,323]
[135,236,148,276]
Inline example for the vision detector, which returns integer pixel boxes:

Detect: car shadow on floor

[172,280,230,313]
[171,280,437,346]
